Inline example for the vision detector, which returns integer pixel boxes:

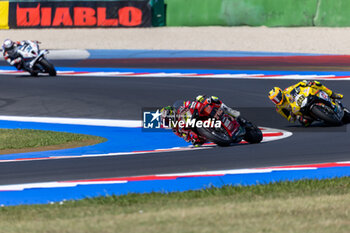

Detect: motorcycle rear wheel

[38,58,56,76]
[197,126,232,147]
[310,104,342,126]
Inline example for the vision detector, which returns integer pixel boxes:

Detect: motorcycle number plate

[18,44,36,58]
[296,94,307,107]
[19,44,32,53]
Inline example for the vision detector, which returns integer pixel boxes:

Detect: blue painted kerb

[0,166,349,206]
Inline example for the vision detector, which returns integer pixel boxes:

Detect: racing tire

[29,71,38,77]
[197,126,232,147]
[342,108,350,124]
[38,59,56,76]
[243,125,263,144]
[310,104,342,126]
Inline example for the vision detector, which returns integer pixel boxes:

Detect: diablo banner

[9,1,151,28]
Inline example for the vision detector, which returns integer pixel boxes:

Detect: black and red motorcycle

[174,99,263,147]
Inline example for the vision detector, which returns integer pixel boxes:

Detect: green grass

[0,129,106,152]
[0,177,349,233]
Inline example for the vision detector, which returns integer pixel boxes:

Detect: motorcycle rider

[268,80,346,126]
[2,39,41,72]
[160,95,244,146]
[2,39,23,70]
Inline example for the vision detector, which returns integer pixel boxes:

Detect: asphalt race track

[0,75,349,185]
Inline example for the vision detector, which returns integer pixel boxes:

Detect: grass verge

[0,177,349,233]
[0,129,106,154]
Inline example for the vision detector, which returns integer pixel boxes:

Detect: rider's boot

[221,103,240,118]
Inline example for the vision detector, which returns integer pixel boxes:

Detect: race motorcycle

[16,40,56,76]
[176,100,263,147]
[292,86,349,126]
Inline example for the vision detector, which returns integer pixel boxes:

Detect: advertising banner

[0,1,9,29]
[9,1,151,28]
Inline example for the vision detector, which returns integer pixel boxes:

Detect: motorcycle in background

[16,40,56,76]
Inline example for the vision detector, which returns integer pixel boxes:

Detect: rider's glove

[331,92,343,99]
[196,95,205,103]
[237,116,247,125]
[10,57,22,66]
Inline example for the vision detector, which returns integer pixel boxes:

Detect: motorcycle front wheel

[38,58,56,76]
[310,103,343,126]
[243,125,263,144]
[238,117,263,144]
[342,108,350,124]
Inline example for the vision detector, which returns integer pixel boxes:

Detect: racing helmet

[160,106,176,127]
[196,95,206,103]
[2,39,14,51]
[172,100,185,110]
[196,95,220,104]
[268,87,284,105]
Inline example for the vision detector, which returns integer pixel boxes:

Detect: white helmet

[2,39,14,50]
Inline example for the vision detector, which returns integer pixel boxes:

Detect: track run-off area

[0,50,349,205]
